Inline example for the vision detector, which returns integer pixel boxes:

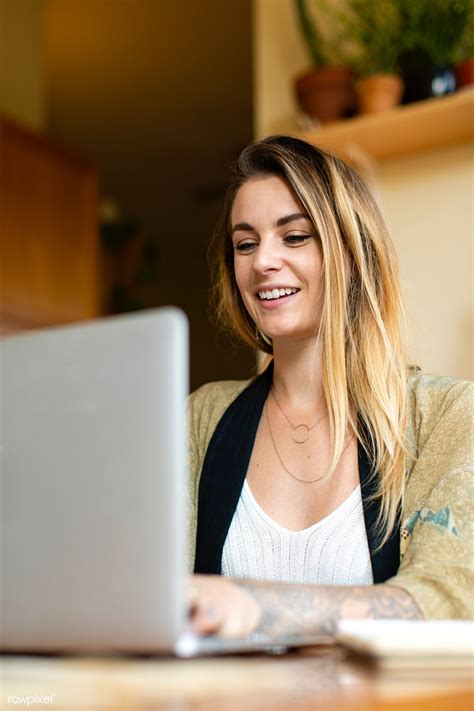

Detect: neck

[271,337,325,409]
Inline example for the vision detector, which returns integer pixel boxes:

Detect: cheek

[233,261,256,315]
[233,259,248,299]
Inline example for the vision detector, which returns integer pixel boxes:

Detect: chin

[264,322,320,344]
[264,328,303,342]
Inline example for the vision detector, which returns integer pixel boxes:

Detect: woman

[186,136,472,640]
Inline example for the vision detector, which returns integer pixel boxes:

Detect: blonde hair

[210,136,410,544]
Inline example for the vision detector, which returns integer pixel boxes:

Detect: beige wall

[0,0,45,131]
[253,0,307,139]
[378,144,473,379]
[254,0,473,380]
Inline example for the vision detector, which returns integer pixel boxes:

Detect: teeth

[258,288,298,300]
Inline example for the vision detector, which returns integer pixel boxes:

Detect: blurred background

[1,0,473,390]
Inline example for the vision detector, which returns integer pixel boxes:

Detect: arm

[388,376,474,620]
[189,576,422,639]
[241,579,422,637]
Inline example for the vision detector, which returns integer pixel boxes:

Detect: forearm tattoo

[235,581,423,638]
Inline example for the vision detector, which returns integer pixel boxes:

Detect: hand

[187,574,261,638]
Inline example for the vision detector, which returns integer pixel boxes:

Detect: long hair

[210,135,410,544]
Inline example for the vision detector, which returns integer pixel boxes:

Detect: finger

[186,583,200,611]
[190,605,223,635]
[191,604,250,640]
[218,588,261,639]
[217,607,255,639]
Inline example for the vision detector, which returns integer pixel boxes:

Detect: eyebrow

[231,212,309,234]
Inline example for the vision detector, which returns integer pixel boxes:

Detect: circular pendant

[291,424,311,444]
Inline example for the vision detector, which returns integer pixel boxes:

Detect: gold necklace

[270,388,328,444]
[264,400,353,484]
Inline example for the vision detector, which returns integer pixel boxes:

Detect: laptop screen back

[1,308,188,652]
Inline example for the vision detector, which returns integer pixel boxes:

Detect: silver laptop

[1,308,327,656]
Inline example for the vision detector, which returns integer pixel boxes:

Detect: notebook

[337,619,474,670]
[0,308,327,656]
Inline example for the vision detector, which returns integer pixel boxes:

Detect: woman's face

[231,175,324,346]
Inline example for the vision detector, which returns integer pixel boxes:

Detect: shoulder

[405,371,473,493]
[187,377,254,460]
[408,370,473,408]
[407,371,473,445]
[188,377,253,419]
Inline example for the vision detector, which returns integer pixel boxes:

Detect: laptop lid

[1,307,188,653]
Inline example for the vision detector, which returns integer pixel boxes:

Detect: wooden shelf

[300,90,474,161]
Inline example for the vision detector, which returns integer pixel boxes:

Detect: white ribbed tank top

[221,481,373,586]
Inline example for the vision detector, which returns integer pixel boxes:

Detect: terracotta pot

[356,74,404,115]
[295,67,356,124]
[455,58,474,88]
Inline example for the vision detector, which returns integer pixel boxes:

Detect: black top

[194,363,400,583]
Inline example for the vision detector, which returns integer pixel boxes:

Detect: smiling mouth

[257,288,300,301]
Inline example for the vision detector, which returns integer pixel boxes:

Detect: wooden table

[1,645,473,711]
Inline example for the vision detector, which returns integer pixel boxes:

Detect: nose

[252,237,282,274]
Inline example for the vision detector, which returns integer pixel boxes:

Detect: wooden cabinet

[0,117,100,334]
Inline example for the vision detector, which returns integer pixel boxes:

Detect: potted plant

[336,0,405,114]
[396,0,472,102]
[293,0,356,123]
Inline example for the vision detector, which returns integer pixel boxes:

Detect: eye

[234,240,257,253]
[284,234,312,246]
